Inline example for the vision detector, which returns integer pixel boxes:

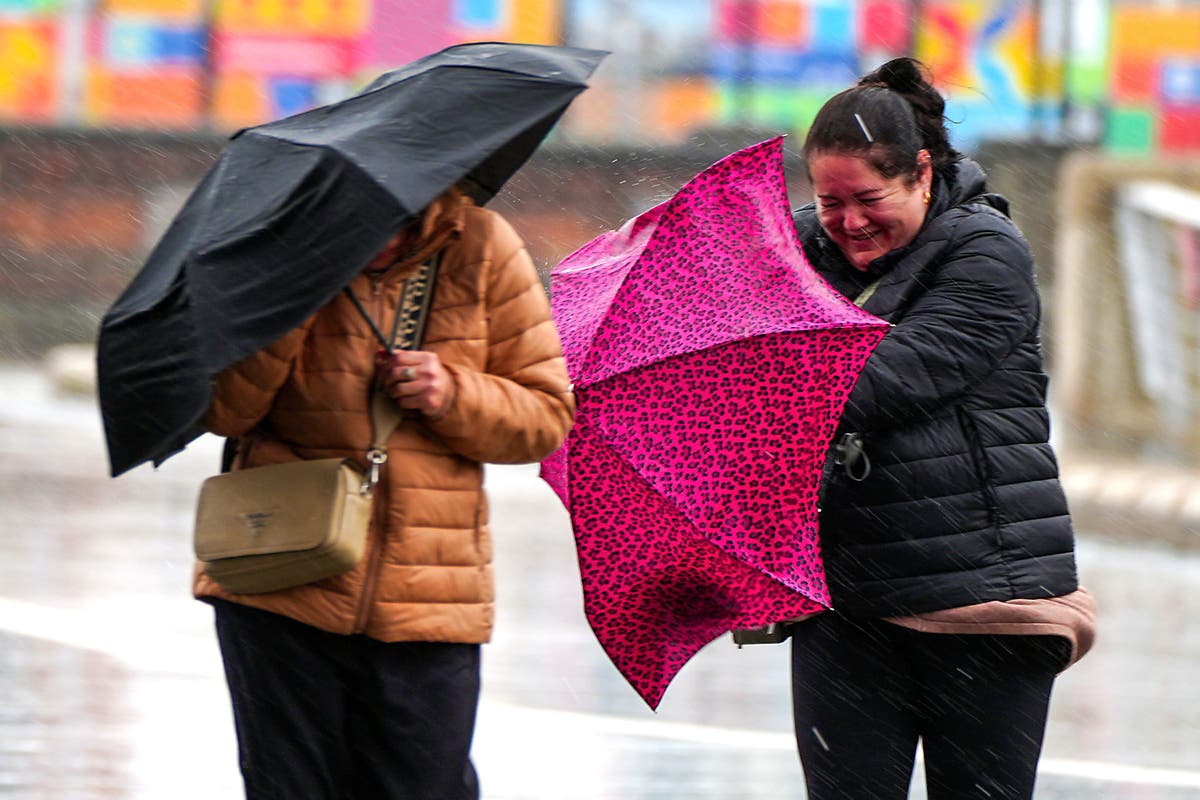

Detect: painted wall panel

[0,19,57,121]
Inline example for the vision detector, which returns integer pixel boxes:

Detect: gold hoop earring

[923,189,931,205]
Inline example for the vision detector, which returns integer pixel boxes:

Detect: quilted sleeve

[425,216,575,464]
[201,322,311,437]
[840,213,1040,432]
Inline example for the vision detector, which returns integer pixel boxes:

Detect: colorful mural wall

[1107,4,1200,154]
[568,0,1099,150]
[0,1,62,123]
[915,0,1038,146]
[708,0,903,132]
[0,0,1198,155]
[0,0,559,130]
[85,0,208,127]
[566,0,1061,148]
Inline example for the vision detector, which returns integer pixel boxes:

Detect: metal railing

[1054,155,1200,463]
[1112,181,1200,442]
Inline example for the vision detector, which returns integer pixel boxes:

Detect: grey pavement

[2,361,1200,799]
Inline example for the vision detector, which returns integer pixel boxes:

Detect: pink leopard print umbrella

[540,137,889,708]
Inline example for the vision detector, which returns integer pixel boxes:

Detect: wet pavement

[2,361,1199,799]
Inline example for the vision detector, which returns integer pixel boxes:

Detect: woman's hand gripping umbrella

[540,137,890,708]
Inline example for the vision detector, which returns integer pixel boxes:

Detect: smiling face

[809,149,932,271]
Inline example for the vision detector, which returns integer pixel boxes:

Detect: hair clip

[854,113,874,143]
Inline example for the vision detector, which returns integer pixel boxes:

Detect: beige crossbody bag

[193,254,439,594]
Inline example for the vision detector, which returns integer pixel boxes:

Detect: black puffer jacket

[794,158,1079,617]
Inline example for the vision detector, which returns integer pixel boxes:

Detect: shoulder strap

[370,252,441,448]
[388,253,440,352]
[342,253,441,353]
[344,253,442,491]
[853,277,883,308]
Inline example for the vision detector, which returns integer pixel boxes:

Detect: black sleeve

[839,215,1040,432]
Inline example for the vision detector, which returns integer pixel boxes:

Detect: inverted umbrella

[98,42,606,477]
[540,137,890,708]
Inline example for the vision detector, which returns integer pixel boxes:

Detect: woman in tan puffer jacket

[197,187,574,800]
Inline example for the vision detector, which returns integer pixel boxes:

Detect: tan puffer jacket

[194,191,575,643]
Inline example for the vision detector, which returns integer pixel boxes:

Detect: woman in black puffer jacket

[786,58,1095,800]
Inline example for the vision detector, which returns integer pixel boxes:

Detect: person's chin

[848,250,881,271]
[837,239,882,270]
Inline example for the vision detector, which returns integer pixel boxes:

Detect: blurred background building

[3,0,1200,475]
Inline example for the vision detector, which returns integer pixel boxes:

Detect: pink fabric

[541,138,889,708]
[1176,223,1200,309]
[363,0,454,69]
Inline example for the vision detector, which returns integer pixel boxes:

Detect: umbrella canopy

[98,42,606,477]
[540,137,890,708]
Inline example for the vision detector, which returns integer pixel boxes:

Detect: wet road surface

[1,363,1198,798]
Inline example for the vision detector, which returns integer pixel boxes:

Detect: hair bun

[875,58,924,93]
[839,57,960,170]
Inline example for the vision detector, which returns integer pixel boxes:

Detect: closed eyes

[818,195,885,210]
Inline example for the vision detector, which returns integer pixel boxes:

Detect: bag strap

[343,253,441,354]
[853,276,884,308]
[344,252,442,492]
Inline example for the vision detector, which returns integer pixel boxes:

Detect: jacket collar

[367,191,469,286]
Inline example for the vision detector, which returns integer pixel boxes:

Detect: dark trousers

[211,599,481,800]
[790,613,1060,800]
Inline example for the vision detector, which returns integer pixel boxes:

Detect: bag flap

[194,458,365,560]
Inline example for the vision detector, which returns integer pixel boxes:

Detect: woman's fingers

[379,351,451,415]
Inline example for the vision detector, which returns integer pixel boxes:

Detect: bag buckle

[364,448,387,495]
[833,432,871,482]
[732,623,790,647]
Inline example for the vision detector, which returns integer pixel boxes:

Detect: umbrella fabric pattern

[541,137,890,708]
[98,42,605,477]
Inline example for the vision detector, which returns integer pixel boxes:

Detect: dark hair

[803,58,960,183]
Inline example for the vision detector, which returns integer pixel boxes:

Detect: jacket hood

[942,157,1007,217]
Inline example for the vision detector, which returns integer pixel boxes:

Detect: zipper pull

[362,448,387,495]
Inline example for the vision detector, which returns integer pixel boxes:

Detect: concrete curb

[1060,455,1200,549]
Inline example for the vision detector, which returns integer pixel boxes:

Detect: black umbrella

[98,42,606,477]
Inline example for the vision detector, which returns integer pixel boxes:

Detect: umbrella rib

[364,66,589,96]
[585,416,821,581]
[578,329,772,388]
[578,319,886,389]
[583,424,705,544]
[578,334,843,578]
